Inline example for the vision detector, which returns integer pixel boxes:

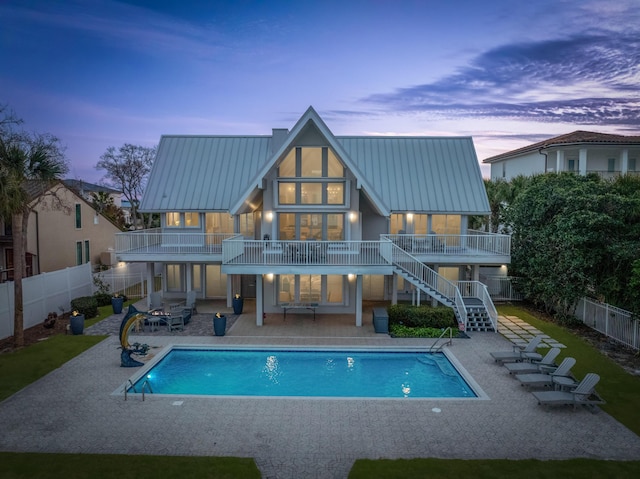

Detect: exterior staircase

[390,243,497,332]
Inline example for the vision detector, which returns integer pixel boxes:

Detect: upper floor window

[279,147,344,178]
[630,158,637,171]
[184,212,199,227]
[608,158,616,172]
[166,212,180,227]
[75,204,82,229]
[276,148,347,207]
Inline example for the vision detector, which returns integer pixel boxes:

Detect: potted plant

[232,293,244,315]
[111,293,124,314]
[213,312,226,336]
[69,310,85,335]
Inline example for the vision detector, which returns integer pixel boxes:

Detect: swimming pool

[123,347,483,399]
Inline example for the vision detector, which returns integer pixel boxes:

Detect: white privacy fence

[574,298,639,351]
[92,263,151,298]
[0,263,93,340]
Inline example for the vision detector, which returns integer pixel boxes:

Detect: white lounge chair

[515,357,576,389]
[504,347,561,375]
[490,335,544,364]
[532,373,605,411]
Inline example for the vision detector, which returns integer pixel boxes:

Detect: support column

[556,150,564,172]
[185,264,192,292]
[579,148,587,176]
[355,275,362,327]
[256,274,263,326]
[391,274,398,305]
[472,265,480,282]
[621,148,629,175]
[226,275,233,308]
[146,262,154,309]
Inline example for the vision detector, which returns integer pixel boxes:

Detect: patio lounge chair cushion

[490,335,543,364]
[532,373,605,411]
[504,348,560,375]
[515,357,576,389]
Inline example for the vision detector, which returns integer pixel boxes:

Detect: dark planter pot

[111,296,124,314]
[232,297,244,315]
[213,315,227,336]
[70,314,85,335]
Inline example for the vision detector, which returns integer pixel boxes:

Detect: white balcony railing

[115,231,511,261]
[115,229,237,255]
[223,239,388,266]
[383,231,511,256]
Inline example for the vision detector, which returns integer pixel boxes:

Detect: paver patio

[1,301,638,479]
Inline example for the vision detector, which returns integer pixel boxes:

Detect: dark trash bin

[372,307,389,334]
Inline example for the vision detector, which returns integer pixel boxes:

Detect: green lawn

[1,303,639,478]
[0,452,260,479]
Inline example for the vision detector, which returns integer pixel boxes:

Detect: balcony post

[256,274,263,326]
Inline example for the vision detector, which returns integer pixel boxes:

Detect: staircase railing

[391,244,467,328]
[458,281,498,332]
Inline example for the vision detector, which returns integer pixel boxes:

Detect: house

[63,179,122,207]
[483,131,640,181]
[116,107,510,330]
[0,180,122,281]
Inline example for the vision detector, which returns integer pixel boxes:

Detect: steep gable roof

[483,130,640,164]
[231,106,389,216]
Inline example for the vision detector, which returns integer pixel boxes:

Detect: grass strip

[0,452,260,479]
[349,458,640,479]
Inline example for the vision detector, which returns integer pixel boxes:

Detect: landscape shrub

[70,296,98,319]
[93,293,112,307]
[388,304,455,328]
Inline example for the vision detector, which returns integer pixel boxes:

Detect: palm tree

[0,116,67,347]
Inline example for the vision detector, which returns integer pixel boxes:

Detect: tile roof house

[116,107,510,330]
[483,131,640,181]
[0,181,122,282]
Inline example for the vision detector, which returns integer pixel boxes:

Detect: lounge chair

[515,357,576,389]
[532,373,605,411]
[166,311,185,332]
[504,347,560,375]
[186,290,197,315]
[490,335,544,364]
[149,291,163,310]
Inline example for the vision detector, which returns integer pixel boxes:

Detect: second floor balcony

[115,229,511,270]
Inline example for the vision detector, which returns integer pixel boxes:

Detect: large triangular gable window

[276,147,346,206]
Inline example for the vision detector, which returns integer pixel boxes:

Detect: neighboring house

[0,181,122,281]
[483,130,640,181]
[63,179,122,208]
[116,107,510,330]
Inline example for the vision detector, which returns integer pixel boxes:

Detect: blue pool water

[128,348,477,398]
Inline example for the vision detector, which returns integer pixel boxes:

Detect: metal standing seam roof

[338,136,489,214]
[140,135,272,212]
[140,134,490,215]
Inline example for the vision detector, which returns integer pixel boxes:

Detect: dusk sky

[2,0,639,184]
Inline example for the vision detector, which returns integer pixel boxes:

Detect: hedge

[387,304,455,328]
[70,296,98,319]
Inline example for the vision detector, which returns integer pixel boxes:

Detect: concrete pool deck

[1,302,639,479]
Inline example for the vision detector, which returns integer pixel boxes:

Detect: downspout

[538,147,548,172]
[35,210,41,274]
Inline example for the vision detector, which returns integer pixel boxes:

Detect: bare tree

[0,106,69,347]
[95,144,156,229]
